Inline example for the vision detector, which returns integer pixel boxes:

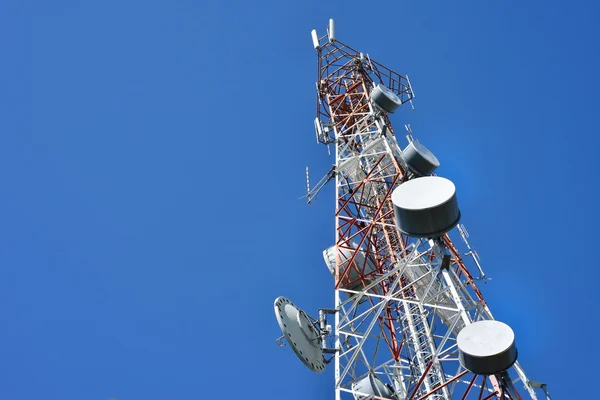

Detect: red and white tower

[274,19,551,400]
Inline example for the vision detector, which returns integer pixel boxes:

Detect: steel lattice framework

[309,22,548,400]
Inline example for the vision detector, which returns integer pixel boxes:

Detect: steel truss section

[311,25,542,400]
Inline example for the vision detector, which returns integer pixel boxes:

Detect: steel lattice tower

[274,20,550,400]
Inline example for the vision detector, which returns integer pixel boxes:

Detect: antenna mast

[275,19,550,400]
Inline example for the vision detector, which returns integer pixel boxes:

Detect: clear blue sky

[1,1,598,399]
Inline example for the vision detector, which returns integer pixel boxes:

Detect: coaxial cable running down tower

[274,19,551,400]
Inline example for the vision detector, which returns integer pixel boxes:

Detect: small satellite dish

[274,297,326,373]
[352,374,395,399]
[402,140,440,176]
[370,84,402,114]
[391,176,460,238]
[457,320,518,375]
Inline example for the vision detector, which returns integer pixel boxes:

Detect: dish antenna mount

[274,297,337,373]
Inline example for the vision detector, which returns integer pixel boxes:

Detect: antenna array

[274,19,550,400]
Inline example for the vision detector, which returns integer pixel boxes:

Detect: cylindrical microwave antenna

[392,176,460,237]
[457,320,518,375]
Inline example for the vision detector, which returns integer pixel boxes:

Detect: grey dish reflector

[391,176,460,238]
[402,140,440,176]
[274,297,326,373]
[352,374,394,400]
[457,320,518,375]
[370,84,401,114]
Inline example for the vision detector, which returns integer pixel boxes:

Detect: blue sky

[1,1,598,399]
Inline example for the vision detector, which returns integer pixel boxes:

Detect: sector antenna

[274,19,551,400]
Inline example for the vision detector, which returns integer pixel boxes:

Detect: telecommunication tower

[274,20,551,400]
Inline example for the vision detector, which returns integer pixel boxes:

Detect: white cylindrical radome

[402,140,440,176]
[457,320,518,375]
[352,374,394,400]
[323,243,377,292]
[391,176,460,238]
[370,84,401,114]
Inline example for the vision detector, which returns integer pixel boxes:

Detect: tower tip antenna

[328,19,335,42]
[311,29,320,50]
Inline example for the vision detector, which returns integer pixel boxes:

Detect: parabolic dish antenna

[457,320,518,375]
[370,84,402,114]
[391,176,460,238]
[274,296,326,373]
[323,242,377,292]
[402,140,440,176]
[352,373,395,399]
